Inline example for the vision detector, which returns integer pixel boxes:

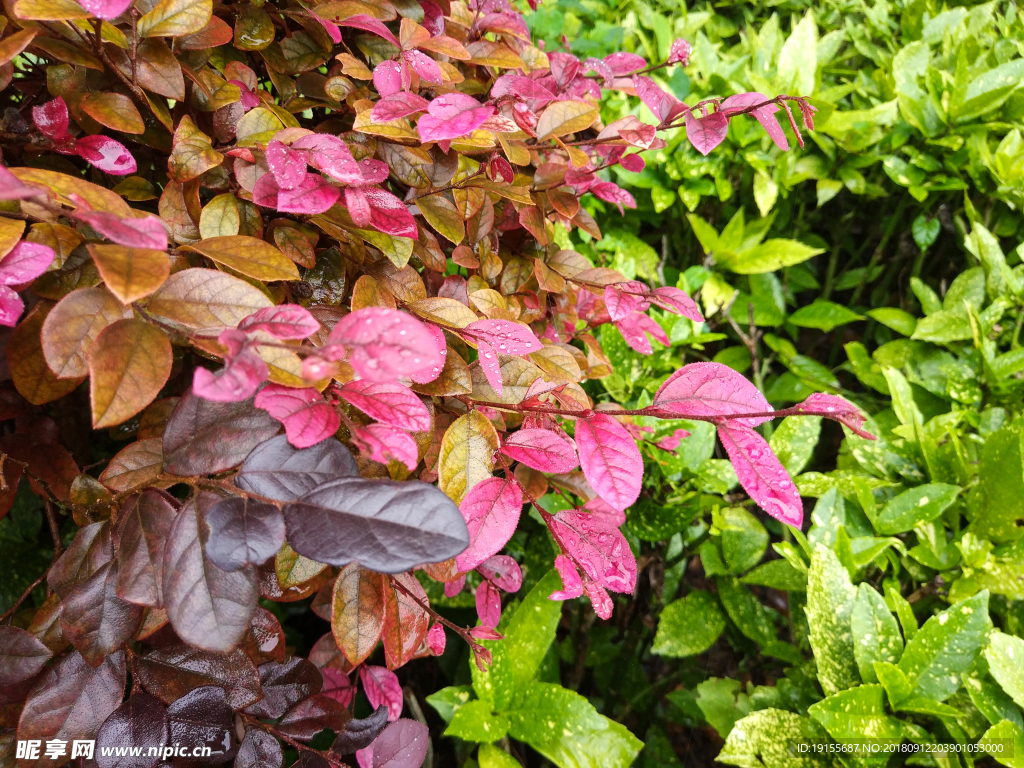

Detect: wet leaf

[90,319,173,428]
[331,563,387,666]
[88,245,171,304]
[182,236,299,282]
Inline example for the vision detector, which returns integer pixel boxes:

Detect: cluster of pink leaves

[31,97,137,175]
[0,239,56,326]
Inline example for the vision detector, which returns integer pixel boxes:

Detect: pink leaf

[614,311,668,354]
[417,93,496,143]
[266,140,308,190]
[652,362,771,426]
[227,80,260,111]
[619,154,645,173]
[798,99,817,131]
[421,0,444,36]
[649,286,704,322]
[238,305,320,340]
[549,509,637,593]
[475,580,501,628]
[454,477,522,573]
[75,135,136,175]
[356,746,373,768]
[32,97,68,140]
[584,57,613,86]
[721,92,787,151]
[501,428,578,473]
[548,52,580,90]
[575,414,642,512]
[339,380,431,431]
[549,554,582,600]
[409,324,446,385]
[463,319,543,356]
[582,497,626,528]
[254,384,340,448]
[350,423,419,471]
[591,181,636,215]
[668,39,692,66]
[372,61,405,98]
[604,52,646,76]
[469,626,503,640]
[488,157,514,183]
[356,158,390,185]
[308,11,342,43]
[252,172,340,215]
[426,624,446,656]
[477,555,522,593]
[345,187,372,227]
[293,134,363,185]
[655,428,691,452]
[475,339,503,397]
[632,76,688,124]
[364,187,417,239]
[0,242,55,286]
[193,351,269,403]
[491,73,555,101]
[583,582,613,619]
[792,393,875,439]
[325,307,442,382]
[717,422,802,528]
[359,666,403,722]
[339,14,400,47]
[371,92,431,123]
[0,166,44,202]
[603,283,648,322]
[0,286,25,327]
[77,0,132,19]
[444,574,466,598]
[403,49,442,84]
[685,110,729,156]
[370,719,430,768]
[72,208,169,250]
[321,668,355,707]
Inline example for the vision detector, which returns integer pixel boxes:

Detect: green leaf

[974,423,1024,543]
[911,214,941,250]
[851,584,904,684]
[695,678,749,740]
[478,744,523,768]
[980,720,1024,768]
[652,591,726,658]
[866,308,917,337]
[911,308,974,342]
[806,544,859,695]
[426,685,474,723]
[445,699,510,743]
[789,301,864,331]
[874,483,961,535]
[471,570,562,710]
[873,661,913,708]
[984,631,1024,710]
[807,685,904,741]
[719,709,831,768]
[898,590,991,702]
[769,416,821,475]
[719,507,768,573]
[717,577,777,647]
[506,682,643,768]
[740,560,807,591]
[776,12,817,96]
[722,239,825,274]
[950,59,1024,123]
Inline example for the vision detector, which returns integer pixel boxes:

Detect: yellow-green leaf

[81,92,145,134]
[406,297,478,329]
[41,286,132,380]
[199,193,241,239]
[88,245,170,304]
[167,115,223,182]
[12,0,90,21]
[438,411,498,503]
[536,101,599,141]
[0,218,25,259]
[417,194,465,245]
[10,167,131,215]
[8,304,84,406]
[145,267,273,333]
[181,236,299,282]
[89,319,173,428]
[138,0,212,38]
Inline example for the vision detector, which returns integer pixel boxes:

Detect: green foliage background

[418,0,1024,765]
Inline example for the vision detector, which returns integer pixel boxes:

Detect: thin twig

[0,569,49,623]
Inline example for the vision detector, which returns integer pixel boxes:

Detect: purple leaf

[403,49,442,84]
[0,625,52,686]
[369,719,429,768]
[685,110,729,156]
[339,14,400,47]
[549,553,582,600]
[648,286,703,322]
[254,384,340,448]
[500,428,579,473]
[203,496,286,572]
[32,97,68,139]
[266,140,309,190]
[371,92,431,123]
[417,93,496,143]
[549,509,636,594]
[454,476,522,572]
[76,135,137,175]
[668,38,692,66]
[193,350,269,403]
[331,705,387,755]
[234,433,358,503]
[339,380,431,431]
[373,61,405,97]
[239,305,320,340]
[604,51,646,75]
[477,554,522,592]
[252,172,340,215]
[0,241,55,285]
[575,414,642,511]
[321,668,356,708]
[325,307,443,382]
[359,666,403,721]
[717,422,802,527]
[721,92,787,151]
[77,0,132,20]
[350,423,418,471]
[652,362,771,426]
[475,580,501,628]
[792,392,875,439]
